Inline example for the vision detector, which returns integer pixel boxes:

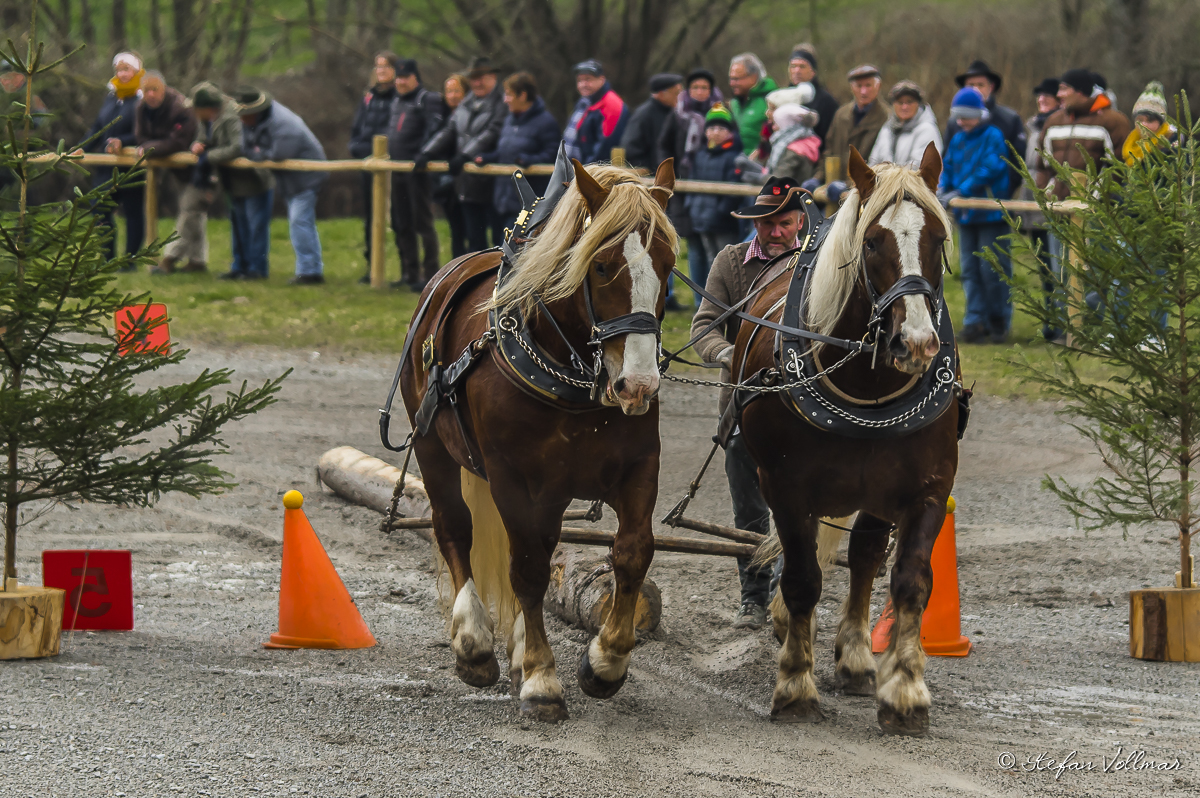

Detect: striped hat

[1132,81,1167,120]
[705,103,737,132]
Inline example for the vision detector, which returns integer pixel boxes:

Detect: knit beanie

[949,87,987,121]
[773,103,817,131]
[1059,68,1099,97]
[1132,81,1167,120]
[705,103,737,132]
[767,84,814,109]
[789,44,817,72]
[191,81,223,109]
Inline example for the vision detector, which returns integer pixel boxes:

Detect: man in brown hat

[417,56,506,252]
[690,176,819,630]
[806,64,888,205]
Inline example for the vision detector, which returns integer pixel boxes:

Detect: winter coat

[1019,111,1054,229]
[420,84,506,204]
[656,92,722,236]
[770,136,820,184]
[730,75,779,155]
[620,96,674,170]
[689,239,763,413]
[946,97,1026,197]
[685,139,743,234]
[868,104,942,169]
[82,90,140,187]
[348,84,398,158]
[386,84,445,161]
[564,83,629,165]
[1036,94,1132,200]
[241,101,328,198]
[478,98,561,216]
[135,87,196,158]
[192,92,273,198]
[815,100,889,183]
[940,124,1010,225]
[805,78,841,154]
[1122,124,1177,165]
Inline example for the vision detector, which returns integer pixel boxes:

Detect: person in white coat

[868,80,942,169]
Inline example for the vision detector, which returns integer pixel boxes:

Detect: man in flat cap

[806,64,888,205]
[690,176,818,630]
[564,59,630,164]
[620,72,683,171]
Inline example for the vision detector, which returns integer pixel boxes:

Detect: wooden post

[1129,587,1200,662]
[611,147,627,167]
[1064,172,1088,347]
[143,167,158,249]
[370,135,390,290]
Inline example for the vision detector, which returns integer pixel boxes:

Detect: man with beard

[690,177,815,630]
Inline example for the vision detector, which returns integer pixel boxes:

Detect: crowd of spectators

[75,45,1169,339]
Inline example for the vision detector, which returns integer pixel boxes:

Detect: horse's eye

[864,239,876,253]
[596,263,608,279]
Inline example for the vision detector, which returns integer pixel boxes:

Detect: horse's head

[848,144,949,375]
[574,159,677,415]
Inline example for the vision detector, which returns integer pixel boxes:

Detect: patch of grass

[116,216,1110,398]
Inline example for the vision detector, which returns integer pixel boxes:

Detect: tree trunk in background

[1112,0,1149,103]
[111,0,126,52]
[58,0,70,37]
[149,0,164,66]
[171,0,197,79]
[79,0,95,47]
[224,0,252,86]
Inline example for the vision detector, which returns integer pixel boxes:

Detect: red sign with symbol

[42,550,134,631]
[114,303,170,355]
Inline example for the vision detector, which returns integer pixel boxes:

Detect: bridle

[580,270,662,399]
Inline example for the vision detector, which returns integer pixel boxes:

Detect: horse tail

[750,515,852,571]
[457,469,519,639]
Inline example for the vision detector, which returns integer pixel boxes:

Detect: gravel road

[2,344,1198,797]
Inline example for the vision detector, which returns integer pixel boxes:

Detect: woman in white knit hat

[1122,81,1176,165]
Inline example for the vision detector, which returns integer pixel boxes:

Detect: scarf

[110,69,144,100]
[766,123,815,173]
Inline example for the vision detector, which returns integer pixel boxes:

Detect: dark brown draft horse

[736,145,959,735]
[398,160,677,722]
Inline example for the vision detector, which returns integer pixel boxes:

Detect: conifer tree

[999,98,1198,588]
[0,10,286,588]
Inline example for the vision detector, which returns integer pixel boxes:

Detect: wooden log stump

[317,446,430,532]
[0,585,65,660]
[546,546,661,635]
[1129,587,1200,662]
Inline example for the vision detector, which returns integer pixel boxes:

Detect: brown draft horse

[736,145,959,735]
[399,160,678,722]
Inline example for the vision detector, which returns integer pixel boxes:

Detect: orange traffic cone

[263,490,376,650]
[870,497,971,657]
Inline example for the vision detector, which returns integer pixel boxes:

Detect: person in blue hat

[937,87,1012,344]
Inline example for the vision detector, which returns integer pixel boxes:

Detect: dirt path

[3,345,1197,797]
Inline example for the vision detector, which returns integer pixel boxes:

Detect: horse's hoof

[519,696,569,724]
[455,652,500,688]
[770,697,825,723]
[877,703,929,736]
[836,669,876,696]
[509,667,523,697]
[576,646,627,699]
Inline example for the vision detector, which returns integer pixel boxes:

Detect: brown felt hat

[732,176,810,219]
[465,56,501,79]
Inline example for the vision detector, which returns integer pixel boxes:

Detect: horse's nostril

[613,377,627,394]
[888,333,907,358]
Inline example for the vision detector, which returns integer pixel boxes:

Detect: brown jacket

[690,240,768,413]
[135,87,197,157]
[815,99,889,183]
[1036,94,1132,199]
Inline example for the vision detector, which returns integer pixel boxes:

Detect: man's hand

[801,177,820,193]
[135,145,148,158]
[448,153,469,175]
[412,152,430,171]
[190,141,206,155]
[104,138,122,154]
[717,344,735,371]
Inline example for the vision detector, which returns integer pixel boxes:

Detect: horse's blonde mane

[488,164,678,318]
[807,164,953,335]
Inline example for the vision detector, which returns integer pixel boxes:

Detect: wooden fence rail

[43,140,1084,291]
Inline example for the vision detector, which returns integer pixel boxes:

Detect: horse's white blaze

[878,200,937,350]
[617,231,660,388]
[450,579,494,661]
[587,636,631,682]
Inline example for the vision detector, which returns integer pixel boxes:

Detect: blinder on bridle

[581,264,663,399]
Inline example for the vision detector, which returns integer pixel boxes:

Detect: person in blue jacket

[685,104,745,274]
[938,87,1012,344]
[81,52,145,265]
[474,72,561,232]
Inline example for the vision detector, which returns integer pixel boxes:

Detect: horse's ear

[847,146,876,201]
[572,159,609,216]
[651,158,675,211]
[918,142,942,194]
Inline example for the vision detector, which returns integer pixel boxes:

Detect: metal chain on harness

[498,314,596,390]
[660,344,861,394]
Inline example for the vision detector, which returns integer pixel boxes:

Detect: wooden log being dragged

[664,515,765,545]
[560,528,755,558]
[547,546,661,634]
[317,447,430,531]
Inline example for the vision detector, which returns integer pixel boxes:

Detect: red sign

[114,303,170,355]
[42,550,134,631]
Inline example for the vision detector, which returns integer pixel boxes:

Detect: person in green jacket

[727,53,778,156]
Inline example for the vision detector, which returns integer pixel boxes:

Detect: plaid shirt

[744,235,800,264]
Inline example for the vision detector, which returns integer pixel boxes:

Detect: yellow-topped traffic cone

[871,496,971,657]
[263,490,376,650]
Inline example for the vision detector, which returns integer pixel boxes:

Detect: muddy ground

[2,344,1198,797]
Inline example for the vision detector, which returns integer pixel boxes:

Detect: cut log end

[1,585,65,660]
[1129,587,1200,662]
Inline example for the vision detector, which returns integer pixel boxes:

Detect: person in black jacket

[416,57,506,253]
[386,58,444,290]
[787,44,839,155]
[620,73,683,170]
[944,60,1027,197]
[474,72,561,231]
[349,52,398,280]
[81,52,145,265]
